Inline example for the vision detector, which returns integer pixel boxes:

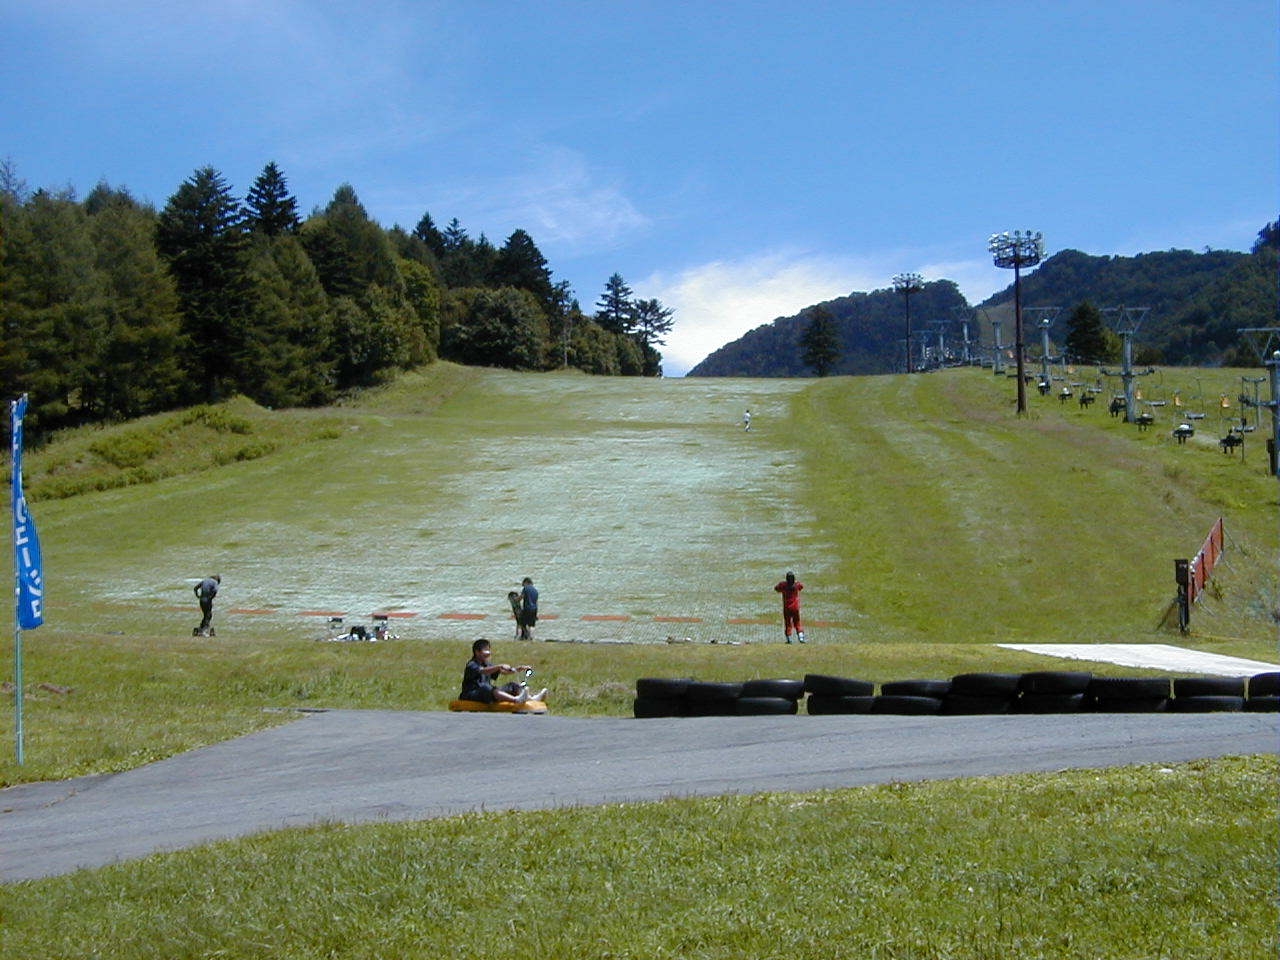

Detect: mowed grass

[2,365,1277,956]
[2,363,1277,788]
[1,757,1274,959]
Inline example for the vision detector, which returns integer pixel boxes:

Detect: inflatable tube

[448,698,548,714]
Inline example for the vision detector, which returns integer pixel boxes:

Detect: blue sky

[3,1,1276,375]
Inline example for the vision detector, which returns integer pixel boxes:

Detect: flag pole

[10,397,24,765]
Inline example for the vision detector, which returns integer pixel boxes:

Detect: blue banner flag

[11,395,44,629]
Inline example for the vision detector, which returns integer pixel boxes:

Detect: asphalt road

[2,710,1276,883]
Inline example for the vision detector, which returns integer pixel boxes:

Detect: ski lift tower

[1024,307,1062,388]
[981,308,1005,375]
[952,306,977,365]
[1238,327,1280,478]
[988,230,1045,414]
[1099,306,1153,423]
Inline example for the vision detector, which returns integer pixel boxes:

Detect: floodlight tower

[988,231,1044,414]
[893,272,924,374]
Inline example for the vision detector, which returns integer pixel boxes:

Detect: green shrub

[88,428,165,468]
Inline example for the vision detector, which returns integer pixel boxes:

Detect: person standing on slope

[774,571,805,644]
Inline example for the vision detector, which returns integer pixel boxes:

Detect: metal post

[992,320,1004,375]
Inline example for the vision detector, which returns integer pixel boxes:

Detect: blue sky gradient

[3,1,1275,374]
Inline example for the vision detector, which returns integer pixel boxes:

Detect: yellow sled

[449,698,548,714]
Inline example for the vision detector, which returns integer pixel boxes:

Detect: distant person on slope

[743,408,752,432]
[193,574,221,637]
[774,571,805,644]
[518,576,539,641]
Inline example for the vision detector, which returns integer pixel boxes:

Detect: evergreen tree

[800,305,840,376]
[595,273,634,334]
[632,297,674,376]
[155,166,252,401]
[412,211,447,259]
[1063,301,1118,363]
[88,193,185,418]
[1254,218,1279,253]
[493,229,555,310]
[243,235,336,407]
[3,188,101,425]
[245,161,300,237]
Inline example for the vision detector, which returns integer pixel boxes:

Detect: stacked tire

[1013,671,1092,713]
[1245,672,1280,712]
[737,679,806,716]
[873,679,949,715]
[941,673,1021,715]
[633,678,805,717]
[804,674,875,714]
[1167,676,1245,713]
[1086,677,1170,713]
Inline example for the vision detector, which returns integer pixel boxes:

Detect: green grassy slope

[2,363,1276,787]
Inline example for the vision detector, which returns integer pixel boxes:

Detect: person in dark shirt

[459,639,546,703]
[518,577,539,641]
[193,574,221,637]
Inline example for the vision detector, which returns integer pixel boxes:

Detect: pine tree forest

[1,161,673,436]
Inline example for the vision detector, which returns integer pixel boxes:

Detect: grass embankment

[1,757,1274,959]
[4,629,1194,787]
[2,364,1277,787]
[789,369,1279,644]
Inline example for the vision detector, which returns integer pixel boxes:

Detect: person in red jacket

[774,571,805,643]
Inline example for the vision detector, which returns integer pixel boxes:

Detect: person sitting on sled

[459,639,547,704]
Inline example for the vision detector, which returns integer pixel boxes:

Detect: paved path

[3,710,1275,883]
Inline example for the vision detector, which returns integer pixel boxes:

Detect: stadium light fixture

[988,231,1045,414]
[893,272,925,374]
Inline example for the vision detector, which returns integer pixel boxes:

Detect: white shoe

[531,688,547,701]
[797,632,806,644]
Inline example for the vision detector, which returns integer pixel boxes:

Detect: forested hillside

[1,162,673,437]
[691,222,1278,377]
[689,281,970,377]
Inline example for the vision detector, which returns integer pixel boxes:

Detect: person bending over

[459,639,547,703]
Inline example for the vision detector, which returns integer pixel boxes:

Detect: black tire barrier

[1167,695,1245,713]
[684,680,744,703]
[1087,677,1171,701]
[1012,693,1087,714]
[683,699,739,717]
[1018,671,1093,695]
[1172,676,1245,698]
[1244,696,1280,712]
[633,696,683,718]
[803,674,875,697]
[635,677,692,700]
[1091,698,1169,713]
[742,678,806,700]
[872,695,943,715]
[806,695,876,715]
[941,694,1011,716]
[880,679,951,698]
[1249,672,1280,697]
[735,696,799,716]
[950,673,1022,698]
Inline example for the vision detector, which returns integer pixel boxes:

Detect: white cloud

[458,147,650,251]
[644,250,1020,376]
[644,252,896,377]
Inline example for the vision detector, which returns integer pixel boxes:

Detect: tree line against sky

[1,160,675,435]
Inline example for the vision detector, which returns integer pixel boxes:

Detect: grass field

[2,364,1277,956]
